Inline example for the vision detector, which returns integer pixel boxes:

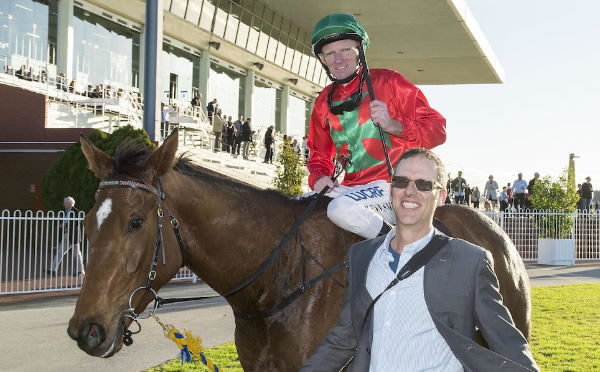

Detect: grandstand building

[0,0,502,210]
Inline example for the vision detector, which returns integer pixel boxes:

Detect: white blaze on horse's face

[96,198,112,230]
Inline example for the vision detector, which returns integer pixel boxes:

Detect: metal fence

[484,209,600,261]
[2,208,600,295]
[1,209,196,295]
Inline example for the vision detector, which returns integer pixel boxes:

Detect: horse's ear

[146,128,179,177]
[80,134,114,179]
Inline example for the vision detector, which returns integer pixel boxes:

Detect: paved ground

[1,262,599,371]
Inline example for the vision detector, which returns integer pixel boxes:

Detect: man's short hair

[64,196,75,206]
[393,148,447,187]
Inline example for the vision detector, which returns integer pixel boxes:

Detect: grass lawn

[146,283,600,371]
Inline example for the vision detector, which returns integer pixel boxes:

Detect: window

[199,0,216,31]
[185,0,202,24]
[169,0,187,18]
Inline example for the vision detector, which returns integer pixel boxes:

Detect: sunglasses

[391,176,443,192]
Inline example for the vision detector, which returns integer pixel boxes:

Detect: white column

[244,69,254,118]
[280,85,289,135]
[56,0,74,79]
[199,49,210,109]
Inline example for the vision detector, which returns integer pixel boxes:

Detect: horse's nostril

[78,322,106,350]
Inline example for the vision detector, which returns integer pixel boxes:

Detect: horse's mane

[175,155,304,205]
[111,139,154,179]
[109,140,317,207]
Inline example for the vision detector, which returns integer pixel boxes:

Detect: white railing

[3,208,599,295]
[484,209,600,261]
[0,210,196,295]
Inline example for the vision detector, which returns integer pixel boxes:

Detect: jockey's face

[319,39,360,81]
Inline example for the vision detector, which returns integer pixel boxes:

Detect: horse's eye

[128,217,143,232]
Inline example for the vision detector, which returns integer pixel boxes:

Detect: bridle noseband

[97,177,187,344]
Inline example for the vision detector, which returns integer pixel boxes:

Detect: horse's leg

[434,204,532,341]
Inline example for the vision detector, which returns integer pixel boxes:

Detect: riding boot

[377,221,392,236]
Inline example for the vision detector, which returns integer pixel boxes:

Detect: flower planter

[537,238,575,265]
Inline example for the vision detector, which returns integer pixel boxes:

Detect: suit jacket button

[366,347,371,354]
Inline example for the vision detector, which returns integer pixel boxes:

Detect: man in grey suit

[301,148,538,371]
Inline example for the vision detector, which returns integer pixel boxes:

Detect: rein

[100,157,349,342]
[226,156,350,319]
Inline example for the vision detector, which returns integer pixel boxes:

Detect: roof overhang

[261,0,503,85]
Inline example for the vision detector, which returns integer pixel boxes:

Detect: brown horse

[68,130,531,371]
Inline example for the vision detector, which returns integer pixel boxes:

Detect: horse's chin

[98,323,125,358]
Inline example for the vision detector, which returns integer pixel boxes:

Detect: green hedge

[41,126,155,212]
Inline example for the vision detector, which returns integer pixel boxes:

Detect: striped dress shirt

[366,227,463,372]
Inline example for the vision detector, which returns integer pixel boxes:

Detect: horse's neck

[166,172,294,300]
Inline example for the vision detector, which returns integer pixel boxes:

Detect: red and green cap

[311,13,369,56]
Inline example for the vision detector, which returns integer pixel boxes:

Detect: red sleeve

[381,70,446,153]
[306,90,337,190]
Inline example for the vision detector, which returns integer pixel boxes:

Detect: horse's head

[68,130,182,357]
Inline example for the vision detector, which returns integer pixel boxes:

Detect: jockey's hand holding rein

[369,99,403,136]
[314,176,339,194]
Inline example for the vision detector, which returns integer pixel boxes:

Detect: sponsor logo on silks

[345,186,385,201]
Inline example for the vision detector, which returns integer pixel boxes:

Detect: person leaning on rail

[305,13,446,239]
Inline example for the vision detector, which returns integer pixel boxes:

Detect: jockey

[307,13,447,238]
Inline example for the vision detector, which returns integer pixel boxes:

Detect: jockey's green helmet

[311,13,369,56]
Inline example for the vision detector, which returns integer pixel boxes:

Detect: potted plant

[529,168,579,265]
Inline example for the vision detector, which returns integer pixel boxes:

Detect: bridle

[97,177,188,345]
[95,159,349,344]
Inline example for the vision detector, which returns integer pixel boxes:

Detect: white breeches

[302,180,395,239]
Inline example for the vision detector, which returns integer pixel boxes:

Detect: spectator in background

[292,138,302,156]
[57,73,68,91]
[86,84,94,98]
[16,64,27,79]
[464,185,471,206]
[451,171,467,204]
[212,108,225,152]
[232,115,243,156]
[526,172,540,209]
[471,186,481,209]
[69,80,79,94]
[264,125,274,163]
[47,197,85,277]
[484,175,499,210]
[160,103,172,139]
[40,69,48,83]
[191,93,202,107]
[581,177,593,213]
[511,173,528,211]
[207,98,217,122]
[500,186,509,212]
[105,85,112,98]
[576,184,583,210]
[302,136,309,164]
[27,66,38,81]
[241,117,252,160]
[226,116,235,153]
[506,182,513,210]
